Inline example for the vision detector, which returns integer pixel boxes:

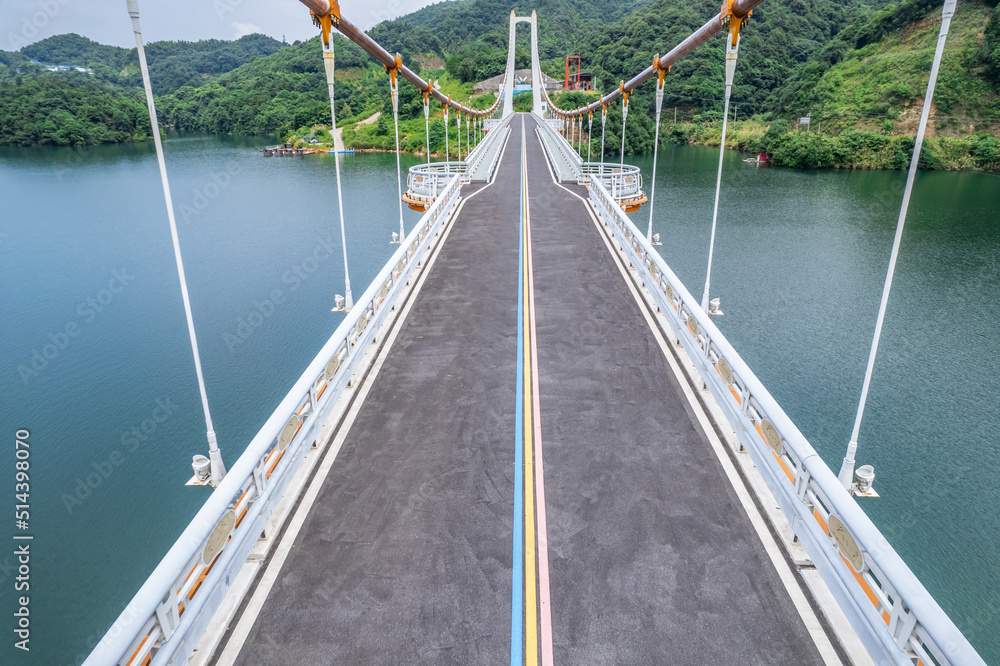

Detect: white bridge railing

[84,173,465,666]
[579,162,643,200]
[586,177,985,666]
[405,163,464,207]
[466,112,513,181]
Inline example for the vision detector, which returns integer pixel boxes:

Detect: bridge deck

[227,115,828,665]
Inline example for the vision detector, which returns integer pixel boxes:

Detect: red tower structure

[564,55,581,90]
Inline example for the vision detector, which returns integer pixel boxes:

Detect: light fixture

[331,294,346,312]
[708,298,723,316]
[390,231,400,245]
[652,233,662,246]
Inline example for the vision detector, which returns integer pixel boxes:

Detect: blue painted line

[511,118,525,666]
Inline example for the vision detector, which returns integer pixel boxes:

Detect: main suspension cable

[838,0,958,491]
[126,0,226,485]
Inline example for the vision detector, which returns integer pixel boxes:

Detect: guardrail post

[154,592,179,642]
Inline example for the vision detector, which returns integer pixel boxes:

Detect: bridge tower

[501,11,545,116]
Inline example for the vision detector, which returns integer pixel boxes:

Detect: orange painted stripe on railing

[883,610,891,626]
[316,381,328,400]
[841,553,881,609]
[728,385,742,405]
[234,502,250,530]
[178,601,185,616]
[139,654,151,666]
[125,634,148,666]
[754,422,795,482]
[177,561,199,594]
[187,567,208,600]
[772,450,795,483]
[266,449,286,478]
[186,543,227,601]
[814,508,830,535]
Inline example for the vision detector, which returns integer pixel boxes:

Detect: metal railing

[404,163,464,207]
[465,113,513,182]
[586,177,985,666]
[84,172,466,666]
[533,111,583,181]
[580,162,643,200]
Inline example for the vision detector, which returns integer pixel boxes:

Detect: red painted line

[525,146,554,666]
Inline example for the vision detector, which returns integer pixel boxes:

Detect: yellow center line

[522,121,539,666]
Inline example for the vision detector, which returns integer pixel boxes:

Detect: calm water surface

[0,136,997,663]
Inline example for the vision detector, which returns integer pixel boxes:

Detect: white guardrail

[586,177,985,666]
[466,112,513,181]
[534,111,583,181]
[406,163,464,207]
[84,172,465,666]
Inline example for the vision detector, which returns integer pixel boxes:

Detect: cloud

[231,22,262,39]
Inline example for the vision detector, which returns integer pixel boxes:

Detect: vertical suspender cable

[444,101,450,172]
[647,63,666,242]
[587,110,593,163]
[423,90,431,166]
[466,115,470,159]
[389,59,405,243]
[456,109,462,165]
[838,0,957,490]
[320,24,354,311]
[126,0,226,485]
[578,115,583,156]
[600,105,607,177]
[700,18,742,313]
[619,83,629,174]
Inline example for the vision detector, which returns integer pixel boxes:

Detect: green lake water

[0,135,996,663]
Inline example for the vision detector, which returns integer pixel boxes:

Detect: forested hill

[1,0,998,167]
[2,32,284,94]
[0,32,285,146]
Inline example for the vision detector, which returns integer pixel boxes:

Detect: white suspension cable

[647,65,667,242]
[600,104,607,176]
[619,85,629,173]
[423,91,431,166]
[587,110,593,162]
[838,0,958,490]
[322,32,354,312]
[126,0,226,485]
[456,109,462,165]
[390,61,405,243]
[700,26,741,313]
[466,115,470,159]
[444,102,450,173]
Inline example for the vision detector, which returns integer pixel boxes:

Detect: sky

[1,0,443,51]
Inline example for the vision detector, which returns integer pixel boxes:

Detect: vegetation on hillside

[1,0,998,171]
[0,32,283,146]
[0,73,153,146]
